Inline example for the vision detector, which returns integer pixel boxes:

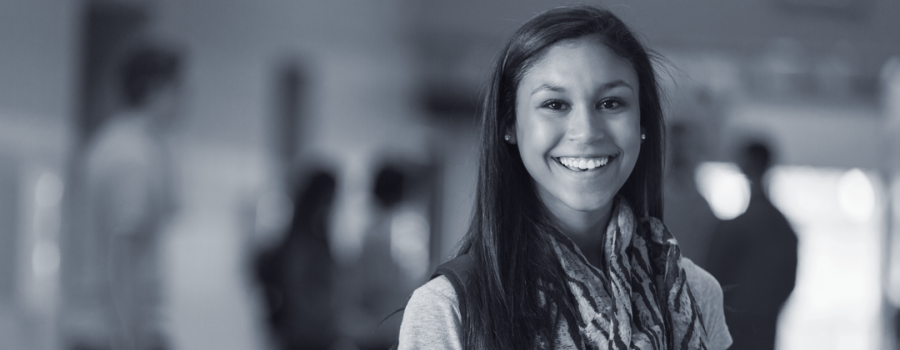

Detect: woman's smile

[552,155,616,172]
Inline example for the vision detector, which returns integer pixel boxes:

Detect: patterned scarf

[545,198,709,350]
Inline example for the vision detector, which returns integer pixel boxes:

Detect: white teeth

[558,156,612,171]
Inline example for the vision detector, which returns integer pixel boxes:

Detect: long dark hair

[454,5,666,348]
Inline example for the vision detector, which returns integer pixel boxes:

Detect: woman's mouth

[553,156,615,172]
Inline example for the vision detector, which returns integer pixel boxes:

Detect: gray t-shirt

[398,258,732,349]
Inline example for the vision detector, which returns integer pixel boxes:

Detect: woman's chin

[563,194,615,213]
[548,197,614,219]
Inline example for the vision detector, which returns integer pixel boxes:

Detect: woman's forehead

[519,38,638,91]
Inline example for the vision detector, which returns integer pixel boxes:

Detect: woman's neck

[554,205,612,267]
[560,209,609,238]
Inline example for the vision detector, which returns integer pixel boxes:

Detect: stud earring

[504,135,511,141]
[641,133,646,141]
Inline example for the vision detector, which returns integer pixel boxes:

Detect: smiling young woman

[398,5,732,350]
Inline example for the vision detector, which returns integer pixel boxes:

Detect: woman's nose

[566,106,605,144]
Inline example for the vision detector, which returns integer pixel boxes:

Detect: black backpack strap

[430,254,474,324]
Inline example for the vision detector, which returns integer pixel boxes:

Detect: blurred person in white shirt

[63,43,182,350]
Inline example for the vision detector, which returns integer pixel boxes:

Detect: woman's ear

[504,123,517,144]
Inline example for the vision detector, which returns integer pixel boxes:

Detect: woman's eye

[598,99,623,110]
[541,100,567,110]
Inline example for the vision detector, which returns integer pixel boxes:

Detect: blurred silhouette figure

[64,44,182,350]
[706,140,798,350]
[254,170,339,350]
[339,164,421,350]
[663,120,720,268]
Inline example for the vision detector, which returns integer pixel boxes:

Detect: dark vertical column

[0,154,19,306]
[272,61,306,185]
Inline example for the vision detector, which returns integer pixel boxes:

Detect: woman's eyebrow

[531,80,634,96]
[599,80,634,93]
[531,84,566,95]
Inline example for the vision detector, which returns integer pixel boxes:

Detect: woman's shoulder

[398,276,463,350]
[410,275,458,307]
[681,257,733,350]
[681,258,719,294]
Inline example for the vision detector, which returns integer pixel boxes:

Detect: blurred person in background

[663,120,720,268]
[62,43,182,350]
[254,169,339,350]
[398,5,731,349]
[706,140,798,350]
[341,164,417,350]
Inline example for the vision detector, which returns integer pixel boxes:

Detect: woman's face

[513,37,641,227]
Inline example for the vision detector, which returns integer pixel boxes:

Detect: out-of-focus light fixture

[391,209,430,280]
[32,172,63,278]
[837,168,875,223]
[696,162,751,220]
